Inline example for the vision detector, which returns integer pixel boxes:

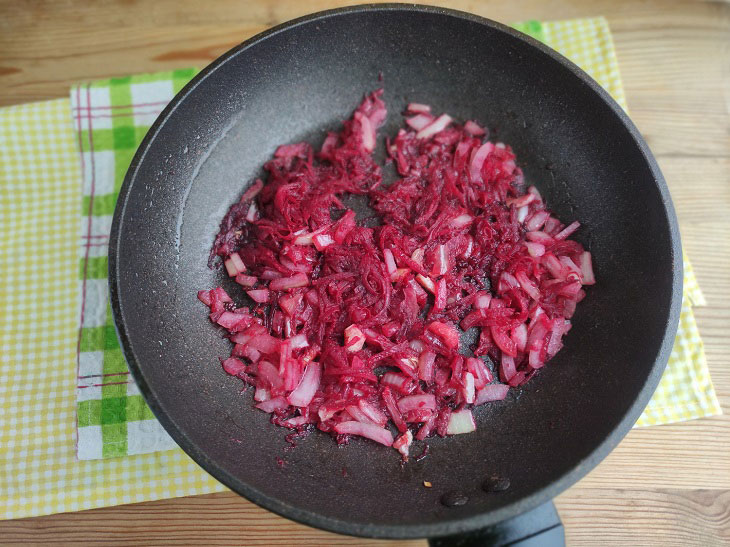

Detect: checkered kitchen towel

[0,17,721,520]
[73,70,197,459]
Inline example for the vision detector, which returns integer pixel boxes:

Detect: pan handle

[428,501,564,547]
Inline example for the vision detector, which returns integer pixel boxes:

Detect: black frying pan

[109,4,682,545]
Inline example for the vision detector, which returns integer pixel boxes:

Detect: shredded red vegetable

[199,90,594,459]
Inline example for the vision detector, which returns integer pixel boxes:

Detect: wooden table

[1,0,728,544]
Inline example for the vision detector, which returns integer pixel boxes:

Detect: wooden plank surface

[1,0,728,545]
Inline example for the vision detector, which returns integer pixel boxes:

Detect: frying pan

[109,4,682,545]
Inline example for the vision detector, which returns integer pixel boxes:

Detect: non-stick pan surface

[109,4,682,540]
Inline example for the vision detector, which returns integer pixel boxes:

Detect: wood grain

[1,0,728,545]
[0,492,424,546]
[2,488,729,546]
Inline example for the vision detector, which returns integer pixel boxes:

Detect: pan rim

[109,3,683,539]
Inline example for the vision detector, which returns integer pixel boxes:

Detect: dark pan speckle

[441,491,470,507]
[483,476,511,493]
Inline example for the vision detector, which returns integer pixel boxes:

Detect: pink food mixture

[197,90,595,460]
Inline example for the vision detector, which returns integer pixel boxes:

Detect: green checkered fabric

[512,20,545,39]
[74,69,197,459]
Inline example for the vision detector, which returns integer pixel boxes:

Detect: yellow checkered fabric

[0,100,226,520]
[635,268,720,427]
[0,17,720,520]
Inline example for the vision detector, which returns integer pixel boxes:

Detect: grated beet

[198,90,594,457]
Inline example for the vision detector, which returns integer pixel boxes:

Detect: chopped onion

[393,430,413,460]
[257,360,283,390]
[347,404,376,424]
[197,290,212,306]
[527,185,542,202]
[525,242,545,257]
[544,217,562,235]
[235,274,257,287]
[344,324,366,352]
[431,244,450,276]
[446,409,476,435]
[409,278,428,306]
[284,416,311,428]
[475,383,509,405]
[529,339,545,369]
[312,233,334,250]
[229,252,245,273]
[246,331,280,354]
[246,289,270,303]
[507,193,535,208]
[560,256,582,279]
[451,213,474,228]
[334,421,394,447]
[463,120,486,136]
[224,258,239,277]
[381,371,415,395]
[221,357,246,376]
[288,333,309,350]
[358,399,388,427]
[463,371,476,404]
[287,361,321,407]
[216,311,247,330]
[406,113,435,131]
[427,321,460,350]
[516,205,529,223]
[383,248,397,275]
[260,269,283,280]
[511,323,528,353]
[469,141,494,183]
[555,220,580,240]
[353,111,376,153]
[579,251,596,285]
[245,202,258,223]
[474,292,492,310]
[407,103,431,113]
[465,357,492,389]
[543,253,564,279]
[515,271,540,301]
[500,354,517,382]
[397,394,436,414]
[382,386,407,433]
[418,349,436,382]
[269,273,309,291]
[254,386,270,402]
[278,292,303,316]
[416,274,436,294]
[416,113,452,140]
[255,396,288,413]
[526,231,554,245]
[525,210,549,232]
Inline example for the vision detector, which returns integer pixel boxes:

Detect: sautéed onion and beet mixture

[197,91,595,460]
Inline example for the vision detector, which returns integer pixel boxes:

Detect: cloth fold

[0,16,720,521]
